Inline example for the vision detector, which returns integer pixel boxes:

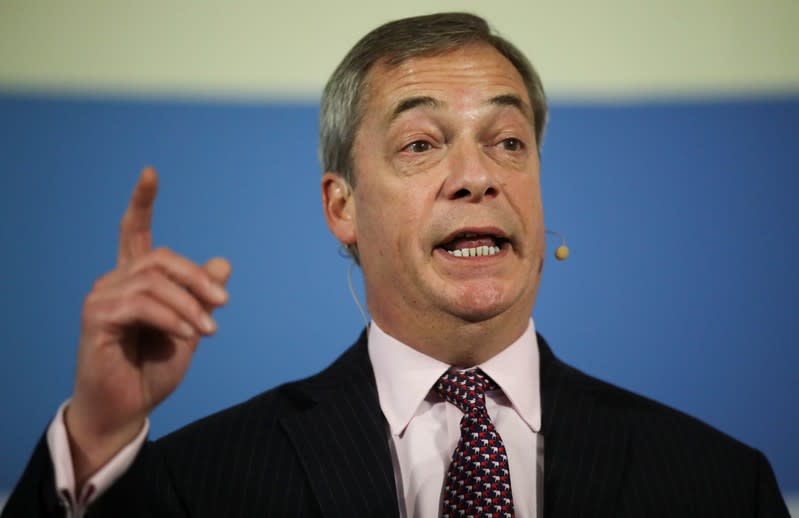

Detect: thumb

[204,257,232,287]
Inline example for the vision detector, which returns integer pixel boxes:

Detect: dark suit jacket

[4,332,790,517]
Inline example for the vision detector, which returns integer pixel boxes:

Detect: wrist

[64,402,145,489]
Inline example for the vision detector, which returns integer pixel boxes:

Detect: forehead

[361,43,532,122]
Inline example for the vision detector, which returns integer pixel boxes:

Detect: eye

[403,140,433,153]
[500,138,524,151]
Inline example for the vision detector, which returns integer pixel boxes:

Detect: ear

[321,172,357,246]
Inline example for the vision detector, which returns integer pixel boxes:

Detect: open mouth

[437,231,510,258]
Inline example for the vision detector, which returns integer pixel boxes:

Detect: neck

[371,306,532,367]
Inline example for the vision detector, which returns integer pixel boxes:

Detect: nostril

[453,188,471,199]
[484,186,498,198]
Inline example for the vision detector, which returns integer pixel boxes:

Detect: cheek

[514,180,543,224]
[511,179,545,256]
[355,186,412,258]
[354,161,441,264]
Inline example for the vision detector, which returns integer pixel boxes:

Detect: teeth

[447,245,501,257]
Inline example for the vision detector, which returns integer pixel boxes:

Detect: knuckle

[185,264,207,287]
[83,277,110,313]
[82,291,98,312]
[120,269,153,297]
[191,300,207,321]
[89,271,116,293]
[137,268,163,287]
[82,294,111,324]
[125,292,150,314]
[151,246,173,261]
[91,274,107,291]
[93,301,114,322]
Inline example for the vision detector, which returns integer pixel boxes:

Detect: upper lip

[436,226,510,247]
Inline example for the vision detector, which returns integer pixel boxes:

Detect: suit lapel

[539,335,630,518]
[281,332,399,517]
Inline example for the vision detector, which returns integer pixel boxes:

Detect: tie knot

[435,368,498,414]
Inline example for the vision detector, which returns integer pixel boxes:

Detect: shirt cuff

[46,399,149,517]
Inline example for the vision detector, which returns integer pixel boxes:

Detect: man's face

[344,43,545,347]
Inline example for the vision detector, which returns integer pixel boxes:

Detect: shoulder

[566,351,758,456]
[540,336,788,516]
[589,366,752,452]
[537,332,771,491]
[540,334,754,453]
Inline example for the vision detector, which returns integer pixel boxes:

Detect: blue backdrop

[1,93,797,495]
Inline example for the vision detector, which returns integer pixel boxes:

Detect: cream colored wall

[1,0,797,99]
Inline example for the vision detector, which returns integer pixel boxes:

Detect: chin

[438,281,520,323]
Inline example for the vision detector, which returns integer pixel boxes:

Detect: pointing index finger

[118,166,158,265]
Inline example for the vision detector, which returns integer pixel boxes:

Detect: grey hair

[319,12,548,263]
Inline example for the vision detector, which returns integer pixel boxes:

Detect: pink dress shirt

[368,319,542,518]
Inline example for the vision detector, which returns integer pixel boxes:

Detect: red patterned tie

[435,369,515,518]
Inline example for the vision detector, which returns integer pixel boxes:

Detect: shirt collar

[368,319,541,436]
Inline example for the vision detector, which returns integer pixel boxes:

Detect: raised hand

[65,167,231,486]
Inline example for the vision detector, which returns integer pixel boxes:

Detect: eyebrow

[388,96,443,124]
[489,94,533,122]
[386,93,533,125]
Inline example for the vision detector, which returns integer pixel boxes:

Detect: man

[3,12,789,518]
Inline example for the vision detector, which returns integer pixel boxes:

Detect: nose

[441,143,499,202]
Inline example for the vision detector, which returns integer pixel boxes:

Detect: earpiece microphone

[546,230,569,260]
[347,261,371,327]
